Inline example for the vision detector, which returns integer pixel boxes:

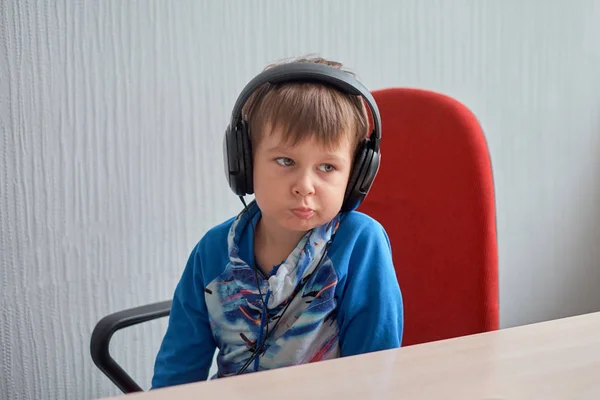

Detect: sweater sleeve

[151,243,217,389]
[337,221,404,356]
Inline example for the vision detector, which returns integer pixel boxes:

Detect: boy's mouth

[291,207,315,219]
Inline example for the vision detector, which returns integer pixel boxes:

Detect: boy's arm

[151,244,217,389]
[337,222,404,356]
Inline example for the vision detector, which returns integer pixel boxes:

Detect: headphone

[223,62,382,212]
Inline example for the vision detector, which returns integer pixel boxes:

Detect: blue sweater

[151,207,403,388]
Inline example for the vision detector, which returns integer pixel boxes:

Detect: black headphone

[223,62,382,212]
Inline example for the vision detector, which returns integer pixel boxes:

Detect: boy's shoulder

[185,215,238,285]
[195,215,236,253]
[328,211,394,290]
[337,210,388,240]
[329,210,390,259]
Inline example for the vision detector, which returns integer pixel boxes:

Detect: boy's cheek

[254,170,282,187]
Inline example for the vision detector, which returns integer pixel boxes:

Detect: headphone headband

[229,62,381,151]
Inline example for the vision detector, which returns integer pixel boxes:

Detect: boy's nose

[292,173,316,197]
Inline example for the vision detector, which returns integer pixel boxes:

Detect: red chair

[358,88,499,346]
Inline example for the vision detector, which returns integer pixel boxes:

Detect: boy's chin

[286,222,319,232]
[282,215,327,232]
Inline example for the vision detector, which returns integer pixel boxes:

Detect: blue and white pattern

[204,202,342,377]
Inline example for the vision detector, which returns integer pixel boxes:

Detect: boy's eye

[275,157,294,167]
[318,164,336,173]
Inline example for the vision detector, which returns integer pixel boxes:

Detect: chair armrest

[90,300,172,394]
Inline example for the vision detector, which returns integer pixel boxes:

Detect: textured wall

[2,0,600,399]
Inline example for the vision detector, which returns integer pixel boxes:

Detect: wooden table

[103,311,600,399]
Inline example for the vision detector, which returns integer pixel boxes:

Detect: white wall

[2,0,600,399]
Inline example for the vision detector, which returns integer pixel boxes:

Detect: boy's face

[253,126,354,235]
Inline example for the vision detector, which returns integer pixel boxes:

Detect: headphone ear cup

[223,121,253,196]
[223,124,239,194]
[239,121,254,194]
[342,141,380,212]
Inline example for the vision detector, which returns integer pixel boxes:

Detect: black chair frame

[90,300,172,394]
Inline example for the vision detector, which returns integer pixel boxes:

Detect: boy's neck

[254,216,307,276]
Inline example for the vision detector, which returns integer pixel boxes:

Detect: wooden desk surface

[104,311,600,399]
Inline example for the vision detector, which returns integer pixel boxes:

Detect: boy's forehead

[260,124,353,152]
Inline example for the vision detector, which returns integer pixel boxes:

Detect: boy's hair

[241,56,370,154]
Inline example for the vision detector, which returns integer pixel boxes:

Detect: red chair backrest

[358,88,499,346]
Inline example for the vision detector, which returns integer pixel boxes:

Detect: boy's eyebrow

[265,145,292,154]
[266,145,349,162]
[321,153,348,162]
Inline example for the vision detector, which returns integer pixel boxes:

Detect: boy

[151,56,403,388]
